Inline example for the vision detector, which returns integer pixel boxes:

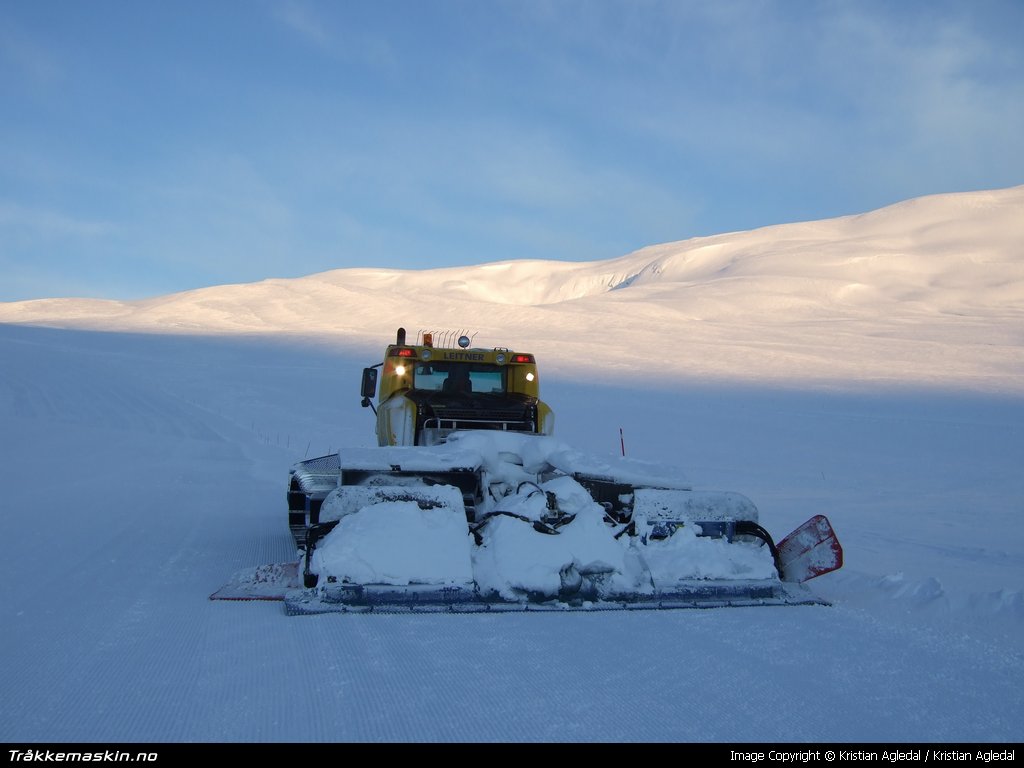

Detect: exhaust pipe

[397,327,406,345]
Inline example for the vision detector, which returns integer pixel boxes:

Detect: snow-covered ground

[1,187,1022,741]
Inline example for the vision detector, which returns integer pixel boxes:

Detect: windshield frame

[411,361,507,395]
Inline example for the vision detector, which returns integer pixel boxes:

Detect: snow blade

[209,561,301,601]
[776,515,843,583]
[283,580,829,615]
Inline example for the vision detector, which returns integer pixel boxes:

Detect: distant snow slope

[2,185,1022,391]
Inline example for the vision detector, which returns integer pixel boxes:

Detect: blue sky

[1,0,1022,301]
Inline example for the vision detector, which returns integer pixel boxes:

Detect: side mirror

[360,367,378,404]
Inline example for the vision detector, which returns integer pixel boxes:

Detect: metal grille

[433,406,528,421]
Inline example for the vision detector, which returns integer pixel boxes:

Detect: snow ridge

[2,185,1022,391]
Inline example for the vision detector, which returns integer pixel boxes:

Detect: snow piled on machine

[471,473,643,600]
[311,500,475,586]
[307,431,777,602]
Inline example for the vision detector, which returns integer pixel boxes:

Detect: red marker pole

[619,427,626,457]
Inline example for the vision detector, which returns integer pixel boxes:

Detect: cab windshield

[413,362,506,395]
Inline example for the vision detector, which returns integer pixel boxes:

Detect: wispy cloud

[270,0,399,74]
[0,17,62,85]
[273,0,330,48]
[0,201,114,240]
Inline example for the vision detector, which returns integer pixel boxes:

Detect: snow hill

[2,185,1022,391]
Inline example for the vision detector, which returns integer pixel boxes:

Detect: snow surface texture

[1,186,1022,393]
[1,187,1022,742]
[1,330,1021,742]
